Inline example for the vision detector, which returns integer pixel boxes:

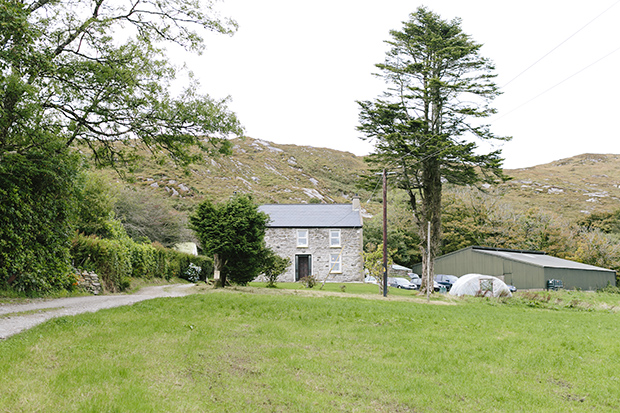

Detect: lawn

[1,285,620,412]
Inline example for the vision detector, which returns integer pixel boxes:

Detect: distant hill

[500,154,620,221]
[97,139,620,222]
[97,137,370,207]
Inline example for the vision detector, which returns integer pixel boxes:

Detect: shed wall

[544,267,615,291]
[430,251,545,290]
[414,249,573,290]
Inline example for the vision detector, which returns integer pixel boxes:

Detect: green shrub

[263,250,290,288]
[127,240,158,279]
[299,275,317,288]
[0,150,81,295]
[70,234,212,291]
[71,235,132,292]
[597,282,620,294]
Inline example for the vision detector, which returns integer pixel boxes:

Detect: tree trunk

[213,253,226,288]
[418,158,442,295]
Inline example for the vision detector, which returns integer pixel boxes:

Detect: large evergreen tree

[190,195,270,287]
[358,7,509,294]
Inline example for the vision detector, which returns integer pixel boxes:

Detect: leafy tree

[190,195,270,286]
[0,0,241,293]
[262,250,291,288]
[357,7,509,294]
[74,172,119,238]
[566,230,620,272]
[363,243,394,295]
[363,193,420,268]
[115,186,193,247]
[441,189,515,253]
[578,209,620,234]
[0,0,242,165]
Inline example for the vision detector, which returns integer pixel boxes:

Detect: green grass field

[2,285,620,412]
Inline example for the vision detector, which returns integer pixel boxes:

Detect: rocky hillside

[500,154,620,221]
[99,139,620,222]
[99,137,371,207]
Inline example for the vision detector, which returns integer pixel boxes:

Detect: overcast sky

[181,0,620,169]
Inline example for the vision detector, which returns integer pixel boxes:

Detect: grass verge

[1,287,619,411]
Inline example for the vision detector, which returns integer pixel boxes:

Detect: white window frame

[329,253,342,273]
[329,229,341,248]
[297,229,308,248]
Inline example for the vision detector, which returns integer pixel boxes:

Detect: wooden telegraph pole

[382,169,388,297]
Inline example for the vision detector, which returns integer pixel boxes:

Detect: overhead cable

[501,0,620,89]
[495,43,620,121]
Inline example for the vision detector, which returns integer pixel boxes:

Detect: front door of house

[295,255,312,281]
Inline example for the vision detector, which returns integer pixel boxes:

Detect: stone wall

[264,227,363,283]
[76,270,103,295]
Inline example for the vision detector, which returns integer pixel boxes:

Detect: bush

[128,241,158,279]
[71,235,132,292]
[263,250,290,288]
[299,275,317,288]
[0,150,81,294]
[597,282,620,294]
[185,263,202,283]
[71,234,213,291]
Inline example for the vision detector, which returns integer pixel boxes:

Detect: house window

[329,253,342,273]
[329,229,341,247]
[297,229,308,247]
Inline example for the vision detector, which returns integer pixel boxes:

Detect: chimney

[352,195,361,211]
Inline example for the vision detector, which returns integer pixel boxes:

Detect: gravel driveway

[0,284,196,340]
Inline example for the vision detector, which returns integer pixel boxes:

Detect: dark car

[507,284,517,293]
[434,274,459,291]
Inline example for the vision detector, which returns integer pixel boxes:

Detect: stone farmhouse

[258,199,364,283]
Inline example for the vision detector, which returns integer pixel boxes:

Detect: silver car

[409,273,440,291]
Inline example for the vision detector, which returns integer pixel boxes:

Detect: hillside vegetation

[97,137,370,207]
[99,139,620,224]
[501,154,620,221]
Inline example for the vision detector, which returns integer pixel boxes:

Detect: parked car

[388,277,417,290]
[408,273,440,292]
[434,274,459,291]
[507,284,517,293]
[364,275,379,284]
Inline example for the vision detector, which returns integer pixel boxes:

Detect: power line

[494,43,620,122]
[501,0,620,89]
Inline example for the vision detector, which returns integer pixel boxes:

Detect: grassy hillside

[95,139,620,224]
[96,137,370,207]
[501,154,620,221]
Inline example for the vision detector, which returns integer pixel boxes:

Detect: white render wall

[264,227,364,283]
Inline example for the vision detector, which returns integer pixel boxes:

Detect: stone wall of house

[264,227,364,283]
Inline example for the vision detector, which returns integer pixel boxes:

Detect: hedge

[71,234,213,292]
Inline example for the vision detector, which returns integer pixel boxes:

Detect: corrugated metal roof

[476,249,615,272]
[392,264,412,272]
[259,204,362,228]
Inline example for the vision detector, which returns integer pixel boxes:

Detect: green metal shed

[411,246,616,291]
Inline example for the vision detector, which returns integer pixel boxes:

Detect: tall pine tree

[358,7,509,294]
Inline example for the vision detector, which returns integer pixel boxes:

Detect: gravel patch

[0,284,196,340]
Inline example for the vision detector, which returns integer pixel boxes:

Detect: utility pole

[427,221,431,302]
[382,169,388,297]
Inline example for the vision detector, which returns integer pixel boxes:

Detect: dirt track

[0,284,195,340]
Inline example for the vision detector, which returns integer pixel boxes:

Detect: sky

[179,0,620,169]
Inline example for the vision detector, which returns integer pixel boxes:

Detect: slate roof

[259,204,362,228]
[473,247,615,273]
